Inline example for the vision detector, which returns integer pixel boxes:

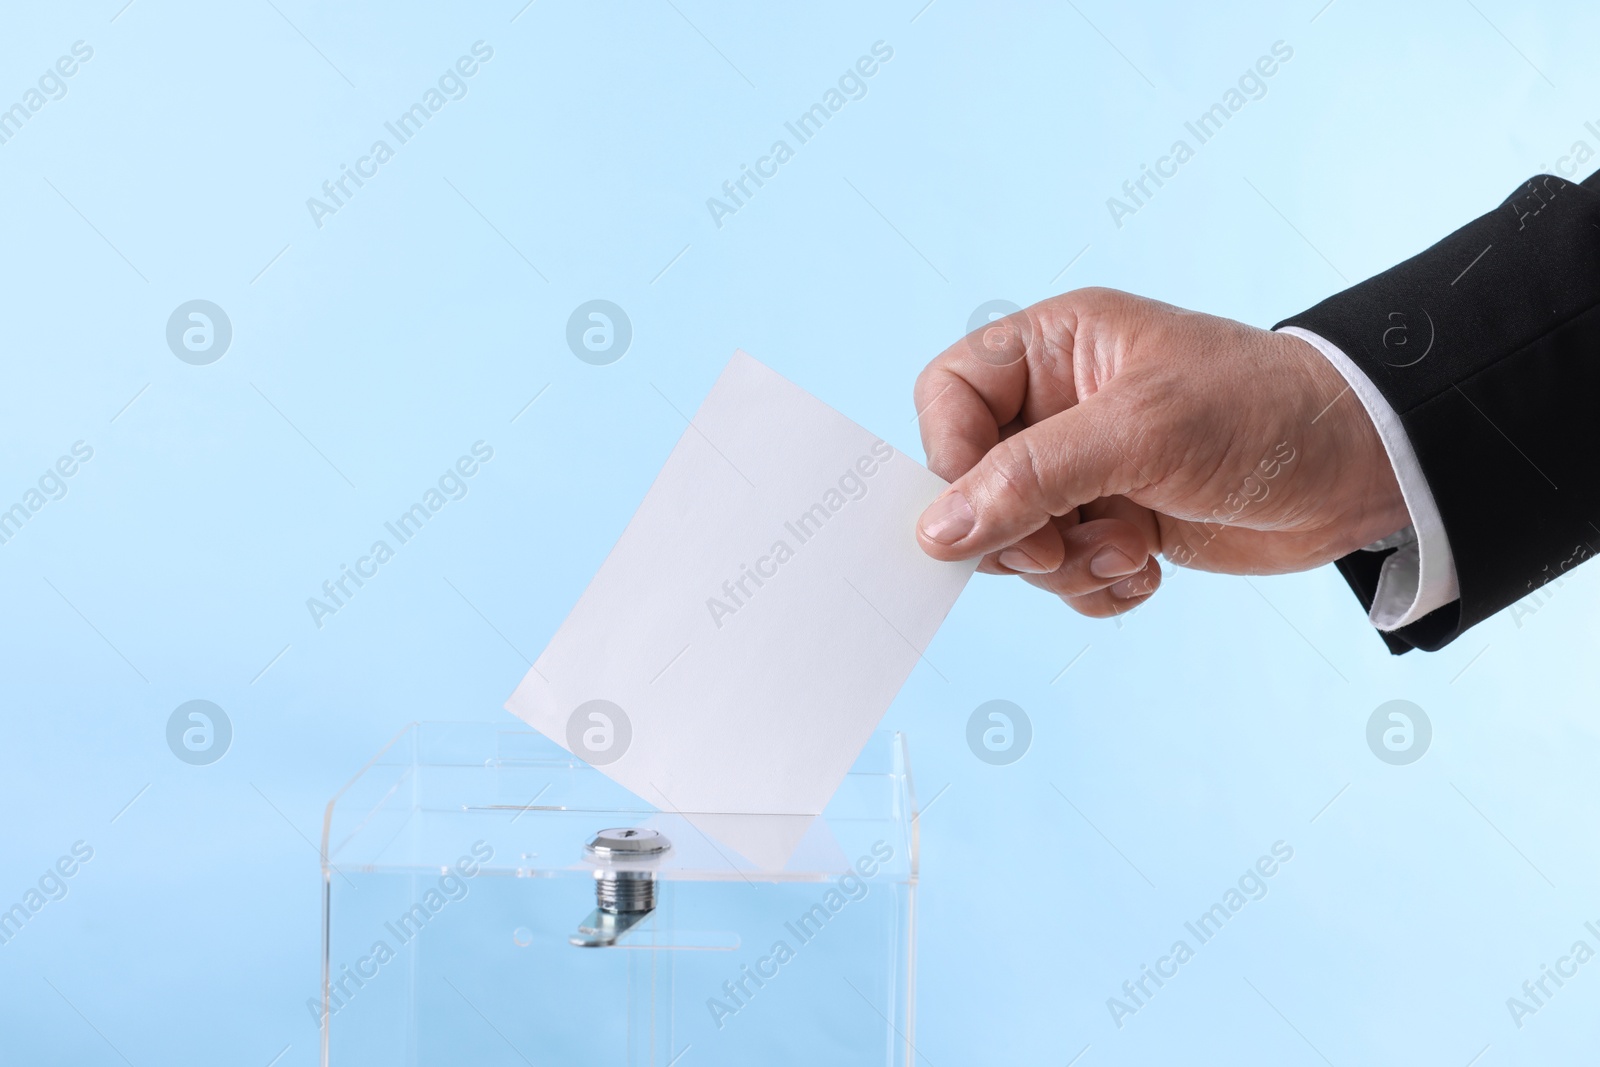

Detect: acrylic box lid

[321,721,918,883]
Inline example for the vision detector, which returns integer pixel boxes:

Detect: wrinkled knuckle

[1051,574,1100,600]
[912,365,944,409]
[1060,592,1114,618]
[986,435,1053,514]
[1027,567,1073,597]
[1030,552,1097,598]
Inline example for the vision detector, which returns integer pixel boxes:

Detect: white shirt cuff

[1277,326,1461,630]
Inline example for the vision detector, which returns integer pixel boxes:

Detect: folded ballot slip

[504,351,974,862]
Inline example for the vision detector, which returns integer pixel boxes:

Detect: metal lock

[569,828,671,948]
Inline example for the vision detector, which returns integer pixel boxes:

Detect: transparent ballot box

[318,722,920,1066]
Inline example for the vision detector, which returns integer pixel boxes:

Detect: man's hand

[914,288,1408,616]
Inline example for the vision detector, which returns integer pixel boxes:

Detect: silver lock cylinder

[571,828,671,948]
[587,827,672,861]
[595,870,656,914]
[590,828,671,913]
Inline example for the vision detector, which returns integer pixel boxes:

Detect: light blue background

[2,0,1598,1063]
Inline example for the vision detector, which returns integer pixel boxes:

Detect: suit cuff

[1278,326,1460,630]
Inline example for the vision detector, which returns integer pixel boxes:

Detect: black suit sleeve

[1276,171,1600,653]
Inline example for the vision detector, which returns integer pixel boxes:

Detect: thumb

[915,393,1140,561]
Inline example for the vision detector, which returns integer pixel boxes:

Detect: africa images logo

[166,700,231,766]
[966,699,1032,766]
[566,300,632,365]
[1366,700,1430,766]
[165,300,232,365]
[565,700,632,766]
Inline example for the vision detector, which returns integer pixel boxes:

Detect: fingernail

[1110,574,1154,599]
[998,547,1051,574]
[1090,546,1141,579]
[919,491,975,544]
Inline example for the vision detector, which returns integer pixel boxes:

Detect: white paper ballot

[505,351,975,854]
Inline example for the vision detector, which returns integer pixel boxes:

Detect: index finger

[914,303,1081,485]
